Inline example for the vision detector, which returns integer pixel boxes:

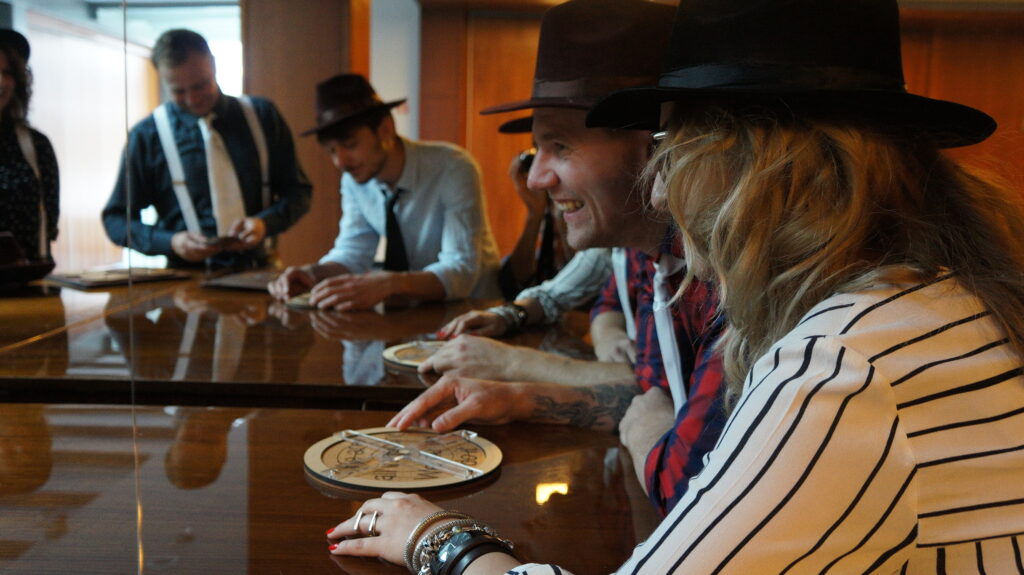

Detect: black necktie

[383,188,409,271]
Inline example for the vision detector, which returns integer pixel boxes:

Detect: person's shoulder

[236,94,281,117]
[786,274,986,352]
[26,125,54,152]
[126,112,159,139]
[412,139,478,169]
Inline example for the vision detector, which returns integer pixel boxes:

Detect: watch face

[304,427,502,492]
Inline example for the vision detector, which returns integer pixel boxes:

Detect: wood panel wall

[902,10,1024,194]
[242,0,368,267]
[421,4,545,255]
[421,3,1024,260]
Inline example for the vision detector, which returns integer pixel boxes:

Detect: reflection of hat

[0,29,30,62]
[588,0,995,148]
[479,0,674,129]
[301,74,406,137]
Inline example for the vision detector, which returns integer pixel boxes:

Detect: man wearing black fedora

[268,73,500,310]
[391,0,726,517]
[103,28,311,270]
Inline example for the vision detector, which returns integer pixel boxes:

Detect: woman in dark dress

[0,29,58,263]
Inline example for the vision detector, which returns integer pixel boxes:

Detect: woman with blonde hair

[325,1,1024,573]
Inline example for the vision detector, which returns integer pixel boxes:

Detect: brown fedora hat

[302,74,406,137]
[479,0,674,128]
[0,28,30,62]
[588,0,995,148]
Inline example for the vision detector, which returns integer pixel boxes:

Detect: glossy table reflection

[0,404,658,574]
[0,278,592,408]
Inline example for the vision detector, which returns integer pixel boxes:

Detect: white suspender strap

[653,253,688,415]
[612,247,637,340]
[238,96,270,209]
[15,125,47,259]
[153,103,203,235]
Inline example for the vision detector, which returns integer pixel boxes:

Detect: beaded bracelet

[404,511,470,573]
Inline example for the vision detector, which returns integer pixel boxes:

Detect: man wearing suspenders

[102,29,311,270]
[393,0,727,516]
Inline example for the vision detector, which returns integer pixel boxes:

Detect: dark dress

[0,118,59,261]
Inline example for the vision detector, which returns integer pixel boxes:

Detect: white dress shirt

[320,137,501,299]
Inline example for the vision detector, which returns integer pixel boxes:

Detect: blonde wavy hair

[652,100,1024,405]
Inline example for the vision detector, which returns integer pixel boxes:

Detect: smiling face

[159,52,220,118]
[527,108,656,251]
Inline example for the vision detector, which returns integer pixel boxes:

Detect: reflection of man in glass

[165,407,251,490]
[103,287,312,383]
[0,404,53,495]
[102,28,311,270]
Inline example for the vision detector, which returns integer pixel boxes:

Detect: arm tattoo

[530,382,637,430]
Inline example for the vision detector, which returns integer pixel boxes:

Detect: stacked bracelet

[486,303,528,334]
[432,531,515,575]
[405,511,470,573]
[412,519,513,575]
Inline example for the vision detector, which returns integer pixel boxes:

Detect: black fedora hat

[0,28,30,62]
[588,0,996,148]
[302,74,406,137]
[479,0,674,130]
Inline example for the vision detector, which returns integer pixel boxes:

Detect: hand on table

[268,266,317,300]
[388,374,532,432]
[436,310,510,339]
[309,271,394,311]
[417,334,520,380]
[327,492,442,565]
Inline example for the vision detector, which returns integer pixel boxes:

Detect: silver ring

[352,509,365,534]
[368,511,380,536]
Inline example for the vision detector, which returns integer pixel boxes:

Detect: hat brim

[300,99,406,137]
[498,116,533,134]
[587,86,996,148]
[480,97,595,116]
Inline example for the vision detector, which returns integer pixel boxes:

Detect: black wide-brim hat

[479,0,675,131]
[588,0,996,148]
[0,29,30,62]
[302,74,406,137]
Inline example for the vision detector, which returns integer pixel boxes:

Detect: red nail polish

[326,528,334,535]
[329,544,337,551]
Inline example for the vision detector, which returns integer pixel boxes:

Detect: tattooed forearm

[530,382,638,430]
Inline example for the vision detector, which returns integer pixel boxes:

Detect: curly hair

[653,100,1024,406]
[1,43,31,124]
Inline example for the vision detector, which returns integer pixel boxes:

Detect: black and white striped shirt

[512,275,1024,574]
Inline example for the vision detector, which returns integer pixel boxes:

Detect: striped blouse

[510,274,1024,574]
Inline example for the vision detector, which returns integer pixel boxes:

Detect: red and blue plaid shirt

[591,233,726,515]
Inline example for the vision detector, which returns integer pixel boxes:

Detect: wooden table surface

[0,403,658,575]
[0,277,592,408]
